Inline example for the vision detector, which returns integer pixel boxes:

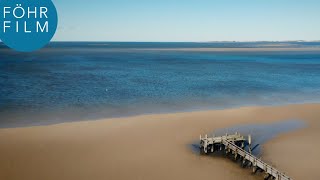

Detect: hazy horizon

[52,0,320,42]
[48,40,320,42]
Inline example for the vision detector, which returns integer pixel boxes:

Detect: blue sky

[53,0,320,41]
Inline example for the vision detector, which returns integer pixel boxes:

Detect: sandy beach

[0,103,320,180]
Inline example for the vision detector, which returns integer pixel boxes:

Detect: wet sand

[0,103,320,180]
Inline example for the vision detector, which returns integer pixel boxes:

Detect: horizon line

[48,40,320,43]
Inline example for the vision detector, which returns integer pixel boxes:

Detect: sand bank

[0,103,320,180]
[138,47,320,52]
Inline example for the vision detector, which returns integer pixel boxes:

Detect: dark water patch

[190,119,306,157]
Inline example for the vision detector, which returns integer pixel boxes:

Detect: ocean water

[1,42,320,127]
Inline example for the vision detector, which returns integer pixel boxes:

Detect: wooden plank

[200,134,291,180]
[223,139,290,180]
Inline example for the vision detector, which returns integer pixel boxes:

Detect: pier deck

[199,133,291,180]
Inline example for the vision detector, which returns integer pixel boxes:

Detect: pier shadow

[190,119,305,156]
[189,119,305,179]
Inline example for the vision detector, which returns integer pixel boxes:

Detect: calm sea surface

[1,42,320,127]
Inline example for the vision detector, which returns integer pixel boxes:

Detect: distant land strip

[137,47,320,52]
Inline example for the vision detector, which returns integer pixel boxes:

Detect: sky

[53,0,320,42]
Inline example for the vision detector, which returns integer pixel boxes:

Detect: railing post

[197,134,290,180]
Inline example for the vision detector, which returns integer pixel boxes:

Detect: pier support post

[264,173,272,180]
[241,159,248,168]
[220,144,223,151]
[198,134,291,180]
[234,149,238,160]
[200,146,205,155]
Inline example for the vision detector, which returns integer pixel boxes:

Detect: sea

[1,42,320,127]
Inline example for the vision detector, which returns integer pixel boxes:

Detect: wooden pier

[199,133,291,180]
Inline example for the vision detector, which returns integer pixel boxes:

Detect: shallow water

[191,120,306,156]
[1,42,320,127]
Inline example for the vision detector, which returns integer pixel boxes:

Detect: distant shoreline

[2,41,320,52]
[1,47,316,54]
[38,47,320,53]
[137,47,320,52]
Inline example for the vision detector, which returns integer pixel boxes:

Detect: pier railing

[200,133,291,180]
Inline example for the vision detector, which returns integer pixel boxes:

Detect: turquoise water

[1,42,320,127]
